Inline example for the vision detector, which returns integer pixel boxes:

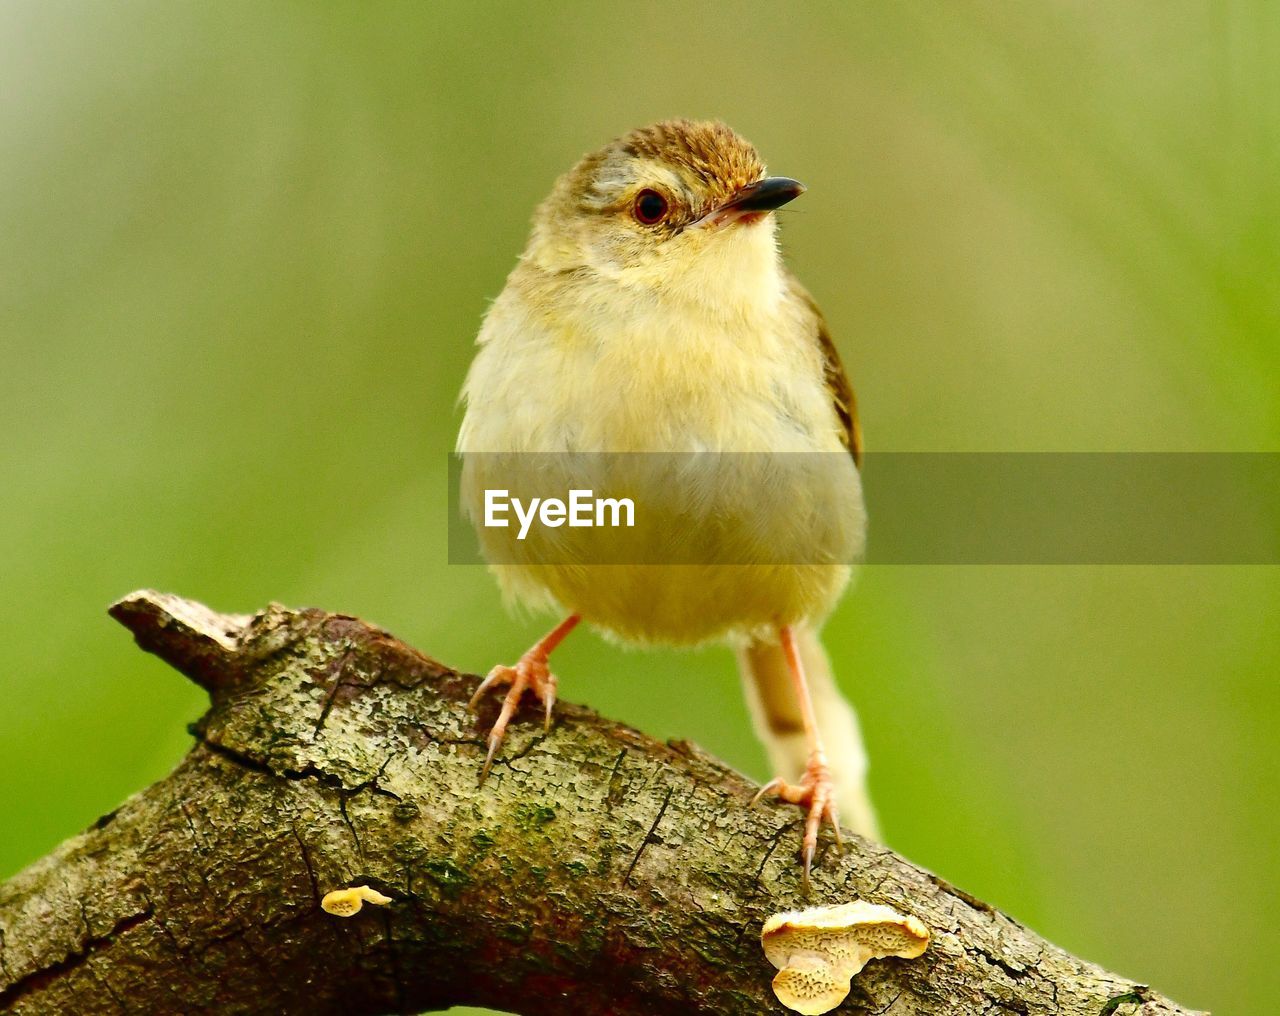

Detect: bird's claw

[752,755,843,890]
[469,652,558,782]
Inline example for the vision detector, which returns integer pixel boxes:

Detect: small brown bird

[457,120,876,883]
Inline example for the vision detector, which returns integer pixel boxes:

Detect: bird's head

[526,120,803,307]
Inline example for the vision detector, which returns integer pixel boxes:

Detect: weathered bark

[0,591,1204,1015]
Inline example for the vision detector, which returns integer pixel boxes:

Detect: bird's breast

[458,285,865,642]
[567,297,837,455]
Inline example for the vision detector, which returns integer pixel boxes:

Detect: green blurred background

[2,3,1276,1012]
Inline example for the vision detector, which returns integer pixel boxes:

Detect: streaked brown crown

[619,120,765,198]
[565,119,767,217]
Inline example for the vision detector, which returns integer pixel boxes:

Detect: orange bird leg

[751,624,844,888]
[469,614,581,782]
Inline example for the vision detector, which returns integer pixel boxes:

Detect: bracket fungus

[320,884,393,918]
[761,901,930,1015]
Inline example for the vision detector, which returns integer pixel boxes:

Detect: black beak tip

[730,176,806,213]
[776,177,807,200]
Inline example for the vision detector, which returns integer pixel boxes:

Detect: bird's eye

[633,189,669,225]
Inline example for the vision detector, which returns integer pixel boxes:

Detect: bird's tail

[736,626,880,840]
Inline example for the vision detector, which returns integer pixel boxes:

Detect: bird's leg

[751,623,844,889]
[469,614,580,782]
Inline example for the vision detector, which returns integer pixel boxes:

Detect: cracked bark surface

[0,591,1206,1015]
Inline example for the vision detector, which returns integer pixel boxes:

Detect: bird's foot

[752,754,844,889]
[468,650,558,782]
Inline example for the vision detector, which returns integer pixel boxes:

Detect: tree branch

[0,591,1204,1015]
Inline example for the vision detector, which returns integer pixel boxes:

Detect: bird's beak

[692,176,805,229]
[721,177,806,214]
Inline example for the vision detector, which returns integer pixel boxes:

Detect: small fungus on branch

[762,901,930,1014]
[321,885,393,918]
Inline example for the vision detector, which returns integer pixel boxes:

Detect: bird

[456,119,877,883]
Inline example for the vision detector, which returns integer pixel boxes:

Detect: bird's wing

[785,273,863,467]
